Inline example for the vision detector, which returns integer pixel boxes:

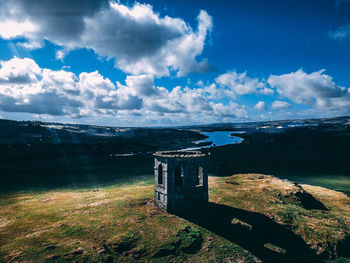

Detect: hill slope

[0,174,349,263]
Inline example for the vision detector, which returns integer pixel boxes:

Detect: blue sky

[0,0,349,126]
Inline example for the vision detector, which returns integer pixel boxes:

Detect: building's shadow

[180,202,323,263]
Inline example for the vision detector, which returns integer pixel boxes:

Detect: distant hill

[0,119,205,190]
[0,119,206,145]
[181,115,350,133]
[0,116,349,191]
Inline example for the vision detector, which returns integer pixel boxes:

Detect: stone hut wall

[154,151,208,213]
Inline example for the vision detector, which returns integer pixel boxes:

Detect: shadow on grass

[181,202,323,263]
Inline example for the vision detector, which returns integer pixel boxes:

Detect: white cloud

[0,57,142,117]
[215,71,264,96]
[259,87,274,95]
[123,75,159,97]
[329,24,350,41]
[268,69,350,111]
[0,0,213,77]
[0,20,37,39]
[255,101,267,110]
[214,71,267,99]
[0,57,248,124]
[0,57,41,84]
[271,100,292,110]
[211,101,247,119]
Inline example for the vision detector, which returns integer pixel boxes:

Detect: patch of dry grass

[209,174,350,260]
[1,174,349,262]
[0,176,256,262]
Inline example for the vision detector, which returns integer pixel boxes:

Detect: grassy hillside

[0,174,349,263]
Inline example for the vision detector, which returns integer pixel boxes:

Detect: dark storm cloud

[0,92,83,116]
[0,0,213,76]
[0,0,108,43]
[84,8,182,61]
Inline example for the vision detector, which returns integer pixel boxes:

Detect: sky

[0,0,349,126]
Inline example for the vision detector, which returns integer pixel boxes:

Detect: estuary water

[199,131,244,147]
[184,131,244,150]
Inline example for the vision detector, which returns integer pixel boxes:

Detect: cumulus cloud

[271,100,292,110]
[268,69,350,111]
[0,0,213,77]
[122,75,159,97]
[141,85,212,115]
[259,87,274,95]
[216,71,265,96]
[211,101,247,119]
[0,57,41,84]
[329,24,350,41]
[0,57,248,123]
[0,20,37,39]
[255,101,267,110]
[0,57,142,117]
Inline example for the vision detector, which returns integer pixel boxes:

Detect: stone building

[154,151,208,213]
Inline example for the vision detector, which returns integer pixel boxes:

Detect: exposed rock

[263,243,287,254]
[45,244,57,250]
[3,252,21,261]
[97,247,107,255]
[231,218,253,231]
[69,247,84,255]
[47,254,60,260]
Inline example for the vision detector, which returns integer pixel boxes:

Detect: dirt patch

[0,218,12,228]
[88,200,110,207]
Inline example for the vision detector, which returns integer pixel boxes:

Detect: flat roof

[154,150,206,158]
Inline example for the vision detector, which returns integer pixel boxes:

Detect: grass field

[0,174,349,263]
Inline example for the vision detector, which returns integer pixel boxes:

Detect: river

[184,131,244,150]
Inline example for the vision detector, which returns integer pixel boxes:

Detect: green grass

[0,174,349,262]
[0,176,257,262]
